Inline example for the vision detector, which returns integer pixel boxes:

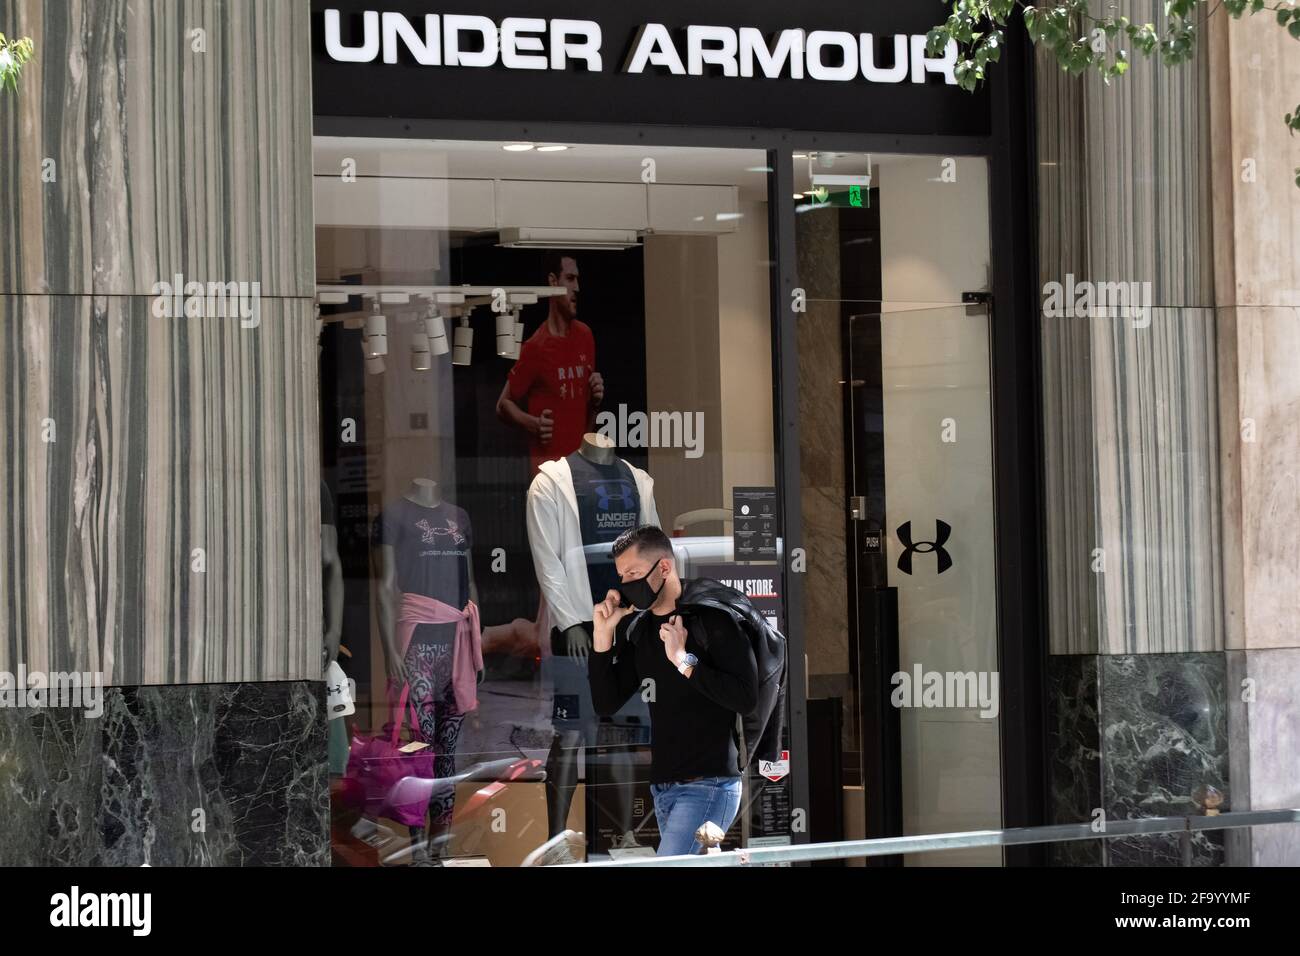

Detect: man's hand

[588,371,605,407]
[592,589,633,652]
[532,408,554,445]
[660,615,688,669]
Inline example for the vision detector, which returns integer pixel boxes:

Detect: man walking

[588,525,759,856]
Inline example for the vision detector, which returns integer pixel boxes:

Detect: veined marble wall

[1048,653,1228,866]
[1037,3,1244,867]
[0,0,313,296]
[0,295,319,683]
[0,680,328,866]
[1209,8,1300,865]
[0,0,321,684]
[796,207,853,756]
[1037,0,1223,657]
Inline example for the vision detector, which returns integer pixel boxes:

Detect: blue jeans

[650,776,743,856]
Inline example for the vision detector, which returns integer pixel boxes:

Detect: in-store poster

[695,562,793,844]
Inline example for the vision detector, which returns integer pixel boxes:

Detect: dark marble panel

[0,680,328,866]
[1048,652,1231,867]
[1046,655,1102,866]
[0,704,102,865]
[1100,653,1228,866]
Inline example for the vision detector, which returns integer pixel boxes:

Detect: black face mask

[617,561,664,610]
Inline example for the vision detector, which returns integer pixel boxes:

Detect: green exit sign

[802,187,871,209]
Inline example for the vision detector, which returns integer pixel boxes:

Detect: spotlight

[425,311,449,356]
[411,330,432,371]
[452,321,474,366]
[364,303,388,357]
[495,310,516,358]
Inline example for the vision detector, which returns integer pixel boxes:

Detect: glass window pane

[793,150,1002,865]
[317,138,782,865]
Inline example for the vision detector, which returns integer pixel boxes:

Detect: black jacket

[628,577,787,768]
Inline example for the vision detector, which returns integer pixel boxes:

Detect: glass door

[793,151,1002,865]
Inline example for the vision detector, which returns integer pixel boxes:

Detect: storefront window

[317,137,786,865]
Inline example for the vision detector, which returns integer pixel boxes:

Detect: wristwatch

[676,651,698,675]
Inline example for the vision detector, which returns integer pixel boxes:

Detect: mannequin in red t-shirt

[495,254,606,473]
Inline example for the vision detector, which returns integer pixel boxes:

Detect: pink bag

[344,683,437,826]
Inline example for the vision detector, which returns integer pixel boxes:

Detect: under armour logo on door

[896,520,953,575]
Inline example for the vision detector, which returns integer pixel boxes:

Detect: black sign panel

[732,486,779,561]
[311,0,992,136]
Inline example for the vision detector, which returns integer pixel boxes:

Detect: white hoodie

[525,456,660,641]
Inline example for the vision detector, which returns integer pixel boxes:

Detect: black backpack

[642,578,788,771]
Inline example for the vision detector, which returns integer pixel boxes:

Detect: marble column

[1037,1,1232,865]
[0,0,325,864]
[796,209,852,726]
[0,0,320,684]
[1208,6,1300,866]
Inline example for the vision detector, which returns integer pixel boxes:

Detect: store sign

[322,10,957,86]
[312,0,992,136]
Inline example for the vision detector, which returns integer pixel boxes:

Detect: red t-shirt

[507,319,596,473]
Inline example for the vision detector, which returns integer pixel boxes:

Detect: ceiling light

[411,332,432,371]
[364,306,388,358]
[495,312,516,357]
[792,192,804,200]
[503,143,534,152]
[497,227,641,250]
[425,312,449,356]
[536,144,569,152]
[452,322,474,366]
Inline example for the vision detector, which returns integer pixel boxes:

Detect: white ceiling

[312,138,958,204]
[314,136,773,200]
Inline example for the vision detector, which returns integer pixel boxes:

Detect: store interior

[316,137,780,864]
[316,137,1001,866]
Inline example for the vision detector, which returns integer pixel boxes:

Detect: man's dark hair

[611,524,673,563]
[543,252,574,283]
